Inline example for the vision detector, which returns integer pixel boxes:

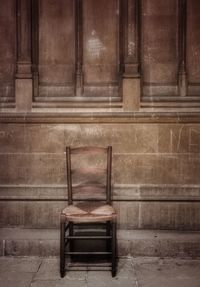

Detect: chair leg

[111,221,116,277]
[60,219,66,278]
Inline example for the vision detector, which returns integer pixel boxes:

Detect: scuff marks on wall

[87,30,106,59]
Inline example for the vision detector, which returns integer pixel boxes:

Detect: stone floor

[0,257,200,287]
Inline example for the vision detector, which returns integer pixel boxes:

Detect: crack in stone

[29,260,43,286]
[36,261,43,274]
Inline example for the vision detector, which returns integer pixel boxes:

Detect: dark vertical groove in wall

[123,0,128,65]
[119,0,124,72]
[178,0,187,97]
[136,0,141,75]
[14,0,18,103]
[179,0,187,73]
[31,0,39,100]
[119,0,124,97]
[16,0,21,63]
[27,0,32,64]
[139,0,143,98]
[75,0,83,97]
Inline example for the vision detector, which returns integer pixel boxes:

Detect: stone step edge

[0,228,200,258]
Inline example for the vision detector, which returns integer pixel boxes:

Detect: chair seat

[61,203,116,223]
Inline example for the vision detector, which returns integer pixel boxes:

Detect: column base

[123,77,140,111]
[15,78,32,112]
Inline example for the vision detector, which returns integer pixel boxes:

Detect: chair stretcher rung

[67,263,112,267]
[67,236,112,240]
[65,251,111,255]
[70,147,107,155]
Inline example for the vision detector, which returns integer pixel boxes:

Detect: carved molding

[123,0,140,77]
[1,111,200,124]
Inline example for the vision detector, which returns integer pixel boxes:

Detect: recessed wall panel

[0,0,16,103]
[83,0,120,97]
[141,0,178,97]
[187,1,200,96]
[38,0,75,99]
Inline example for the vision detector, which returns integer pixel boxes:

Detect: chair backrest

[66,146,112,205]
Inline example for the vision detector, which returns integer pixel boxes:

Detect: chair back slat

[71,167,107,175]
[70,147,107,155]
[72,185,106,200]
[66,146,112,203]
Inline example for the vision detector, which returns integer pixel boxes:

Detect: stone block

[159,239,200,257]
[123,77,140,111]
[24,124,65,153]
[34,258,86,281]
[114,202,139,229]
[118,230,200,257]
[22,201,64,228]
[138,202,200,230]
[25,154,66,185]
[0,257,41,273]
[63,124,158,154]
[134,258,200,287]
[0,201,22,226]
[31,280,87,287]
[0,271,33,287]
[15,79,32,111]
[158,124,200,154]
[113,154,200,185]
[1,199,200,230]
[0,122,200,233]
[1,228,200,258]
[0,124,26,153]
[5,239,59,257]
[0,201,65,228]
[87,268,137,287]
[0,154,28,184]
[0,154,66,185]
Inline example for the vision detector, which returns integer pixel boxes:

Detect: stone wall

[0,1,200,253]
[1,119,200,231]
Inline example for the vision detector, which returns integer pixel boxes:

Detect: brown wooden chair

[60,146,117,277]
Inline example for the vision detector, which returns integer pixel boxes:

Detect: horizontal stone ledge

[1,228,200,257]
[1,197,200,202]
[1,228,200,242]
[1,111,200,123]
[0,184,200,202]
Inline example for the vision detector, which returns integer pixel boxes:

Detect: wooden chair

[60,146,117,277]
